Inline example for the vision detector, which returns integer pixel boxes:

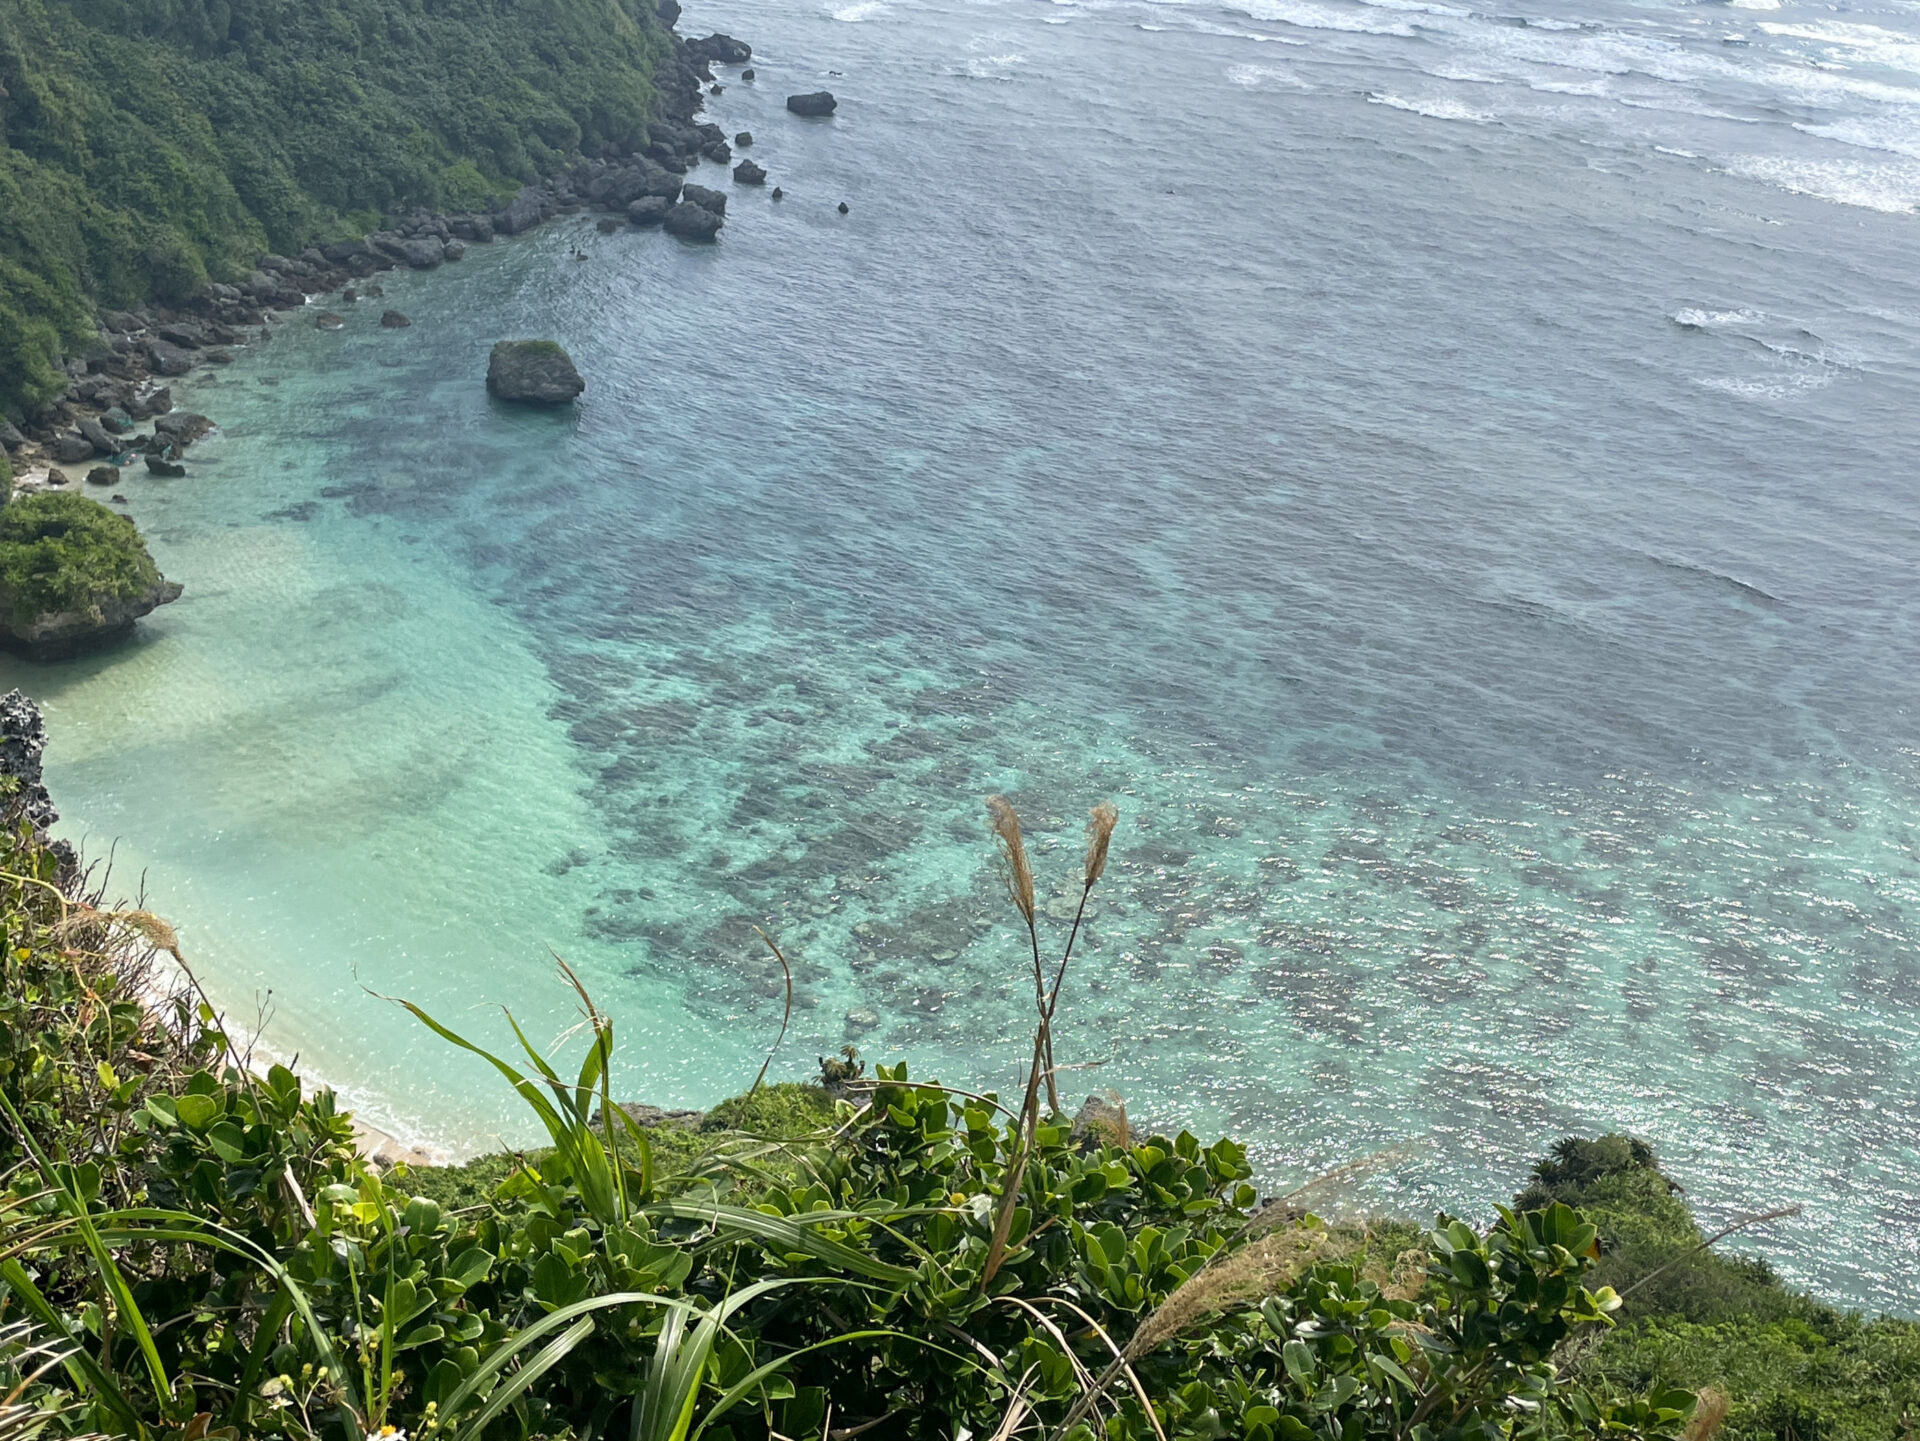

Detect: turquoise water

[10,0,1920,1311]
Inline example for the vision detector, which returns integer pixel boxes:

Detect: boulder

[442,239,467,261]
[85,466,117,487]
[145,341,193,376]
[735,131,753,147]
[787,91,837,116]
[99,407,133,435]
[155,321,204,349]
[494,185,550,236]
[656,0,680,26]
[733,159,767,185]
[145,453,186,477]
[77,417,115,455]
[687,33,751,64]
[401,238,444,269]
[44,470,69,488]
[838,201,850,214]
[202,349,234,365]
[741,67,755,81]
[0,493,183,658]
[702,142,732,164]
[380,310,412,328]
[322,238,372,265]
[627,196,672,227]
[0,420,24,452]
[772,187,784,200]
[486,340,585,406]
[663,203,724,241]
[448,214,495,242]
[100,310,142,334]
[153,412,213,447]
[683,184,727,215]
[314,312,346,331]
[132,388,172,421]
[49,434,95,464]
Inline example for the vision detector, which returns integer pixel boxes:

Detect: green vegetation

[0,0,672,415]
[0,790,1907,1441]
[0,492,163,626]
[1523,1138,1920,1441]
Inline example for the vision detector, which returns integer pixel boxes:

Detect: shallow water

[11,0,1920,1311]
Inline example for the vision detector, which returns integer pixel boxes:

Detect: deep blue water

[8,0,1920,1310]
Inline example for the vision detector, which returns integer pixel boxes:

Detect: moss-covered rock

[0,493,181,657]
[485,339,585,405]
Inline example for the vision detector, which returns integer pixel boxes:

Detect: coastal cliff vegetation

[0,715,1912,1441]
[0,0,671,414]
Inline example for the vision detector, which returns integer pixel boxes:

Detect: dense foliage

[1525,1139,1920,1441]
[0,492,164,626]
[0,0,670,414]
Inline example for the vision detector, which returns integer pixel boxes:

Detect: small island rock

[662,203,724,241]
[734,131,753,147]
[0,493,183,658]
[314,312,346,331]
[85,466,117,487]
[734,159,767,185]
[787,91,837,116]
[486,340,585,406]
[380,310,411,328]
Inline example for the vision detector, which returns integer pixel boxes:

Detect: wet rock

[77,417,115,454]
[709,83,724,96]
[131,387,171,420]
[787,91,837,116]
[202,348,234,365]
[486,340,585,406]
[662,203,724,241]
[733,159,767,185]
[838,201,850,214]
[772,187,784,200]
[342,287,358,303]
[400,238,444,269]
[0,419,22,451]
[380,310,412,328]
[145,340,193,376]
[314,312,346,331]
[85,466,117,487]
[595,216,621,234]
[99,407,133,435]
[145,453,186,477]
[448,214,495,243]
[627,195,671,226]
[493,184,550,236]
[442,239,467,261]
[844,1006,880,1035]
[154,412,213,447]
[49,433,95,464]
[687,32,752,64]
[741,67,755,81]
[44,469,69,487]
[155,321,205,349]
[734,131,753,147]
[683,184,727,215]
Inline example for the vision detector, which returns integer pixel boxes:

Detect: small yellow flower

[375,1426,407,1440]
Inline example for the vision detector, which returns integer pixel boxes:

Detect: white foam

[1727,152,1920,210]
[1728,0,1781,11]
[1232,0,1420,38]
[1228,61,1312,85]
[1671,305,1767,327]
[832,0,887,17]
[1367,90,1495,120]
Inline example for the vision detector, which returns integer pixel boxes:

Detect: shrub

[0,492,163,626]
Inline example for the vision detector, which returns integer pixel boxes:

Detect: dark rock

[44,470,69,487]
[314,312,346,331]
[132,388,171,420]
[49,433,94,464]
[443,239,467,261]
[486,340,585,406]
[300,247,327,267]
[683,184,727,215]
[656,0,680,26]
[0,691,61,834]
[153,412,213,446]
[448,214,495,242]
[100,310,142,334]
[145,341,193,376]
[145,453,186,477]
[627,195,672,226]
[0,420,25,452]
[787,91,838,116]
[735,131,753,147]
[77,417,115,455]
[99,407,133,435]
[709,83,723,96]
[258,254,292,273]
[663,203,724,241]
[363,283,384,299]
[400,238,444,269]
[202,349,233,365]
[494,185,550,236]
[342,288,358,303]
[85,466,117,487]
[733,159,767,185]
[741,67,755,81]
[155,321,205,349]
[110,495,127,505]
[380,310,412,329]
[687,33,752,64]
[702,142,732,164]
[595,216,621,233]
[1071,1094,1131,1149]
[772,187,784,200]
[838,201,850,214]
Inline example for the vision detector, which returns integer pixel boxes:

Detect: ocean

[8,0,1920,1312]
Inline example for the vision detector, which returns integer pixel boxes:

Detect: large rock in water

[787,91,837,116]
[627,196,672,227]
[662,203,723,241]
[683,184,727,215]
[687,32,751,63]
[486,341,585,405]
[0,493,182,658]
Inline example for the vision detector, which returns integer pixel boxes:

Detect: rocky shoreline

[0,3,810,525]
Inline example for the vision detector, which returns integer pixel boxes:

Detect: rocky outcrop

[0,494,182,659]
[381,310,412,328]
[733,159,767,185]
[485,341,585,405]
[662,203,723,241]
[153,412,213,447]
[49,434,94,464]
[787,91,838,116]
[686,33,751,64]
[627,196,672,227]
[0,690,62,835]
[683,184,727,215]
